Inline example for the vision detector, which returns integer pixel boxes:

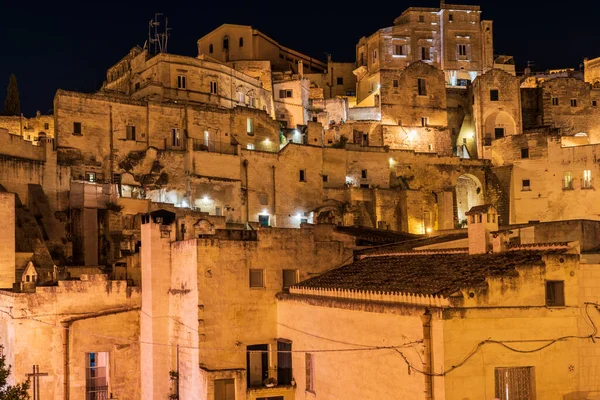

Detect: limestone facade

[0,112,54,142]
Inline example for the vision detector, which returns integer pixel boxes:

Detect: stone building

[0,111,54,142]
[197,24,327,74]
[139,210,359,400]
[278,207,600,400]
[272,72,311,129]
[354,2,493,106]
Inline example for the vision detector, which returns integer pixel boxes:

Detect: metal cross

[25,365,48,400]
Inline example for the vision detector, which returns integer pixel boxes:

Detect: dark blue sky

[2,0,598,116]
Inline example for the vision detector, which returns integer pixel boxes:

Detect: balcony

[86,386,108,400]
[192,138,238,156]
[247,384,295,400]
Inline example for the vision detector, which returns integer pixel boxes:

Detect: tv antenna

[148,13,171,55]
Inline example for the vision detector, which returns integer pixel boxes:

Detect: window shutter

[279,90,285,98]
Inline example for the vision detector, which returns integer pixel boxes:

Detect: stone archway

[484,111,517,140]
[455,173,484,227]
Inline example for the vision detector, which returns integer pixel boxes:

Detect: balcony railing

[192,139,238,156]
[86,386,108,400]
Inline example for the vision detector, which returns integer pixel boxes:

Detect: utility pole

[26,364,48,400]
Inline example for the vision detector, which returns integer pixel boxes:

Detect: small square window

[336,77,344,85]
[361,169,367,179]
[126,125,136,141]
[419,15,424,22]
[522,179,531,191]
[299,169,306,182]
[322,175,328,182]
[85,171,96,183]
[546,280,565,306]
[73,122,82,135]
[393,44,404,56]
[552,97,559,106]
[249,269,264,288]
[393,79,399,88]
[490,89,499,101]
[282,269,298,289]
[571,98,577,107]
[44,123,49,130]
[593,100,598,107]
[494,127,505,139]
[521,148,529,159]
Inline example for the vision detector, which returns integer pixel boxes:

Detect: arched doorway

[484,111,517,140]
[455,174,484,227]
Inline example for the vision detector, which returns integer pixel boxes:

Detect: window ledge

[72,133,83,136]
[562,188,575,191]
[521,188,531,192]
[582,186,594,190]
[249,286,266,290]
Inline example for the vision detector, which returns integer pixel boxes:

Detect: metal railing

[192,139,238,155]
[86,386,108,400]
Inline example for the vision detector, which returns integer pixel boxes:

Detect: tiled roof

[335,226,421,245]
[465,204,495,215]
[295,251,557,297]
[357,232,468,255]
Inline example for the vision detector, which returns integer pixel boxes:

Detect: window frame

[336,77,344,85]
[246,118,254,136]
[126,125,136,141]
[521,179,531,191]
[417,78,427,96]
[571,98,578,107]
[210,81,218,95]
[490,89,499,101]
[583,169,592,189]
[73,122,82,135]
[214,378,235,400]
[521,148,529,159]
[552,97,559,106]
[545,280,565,307]
[299,169,306,182]
[249,269,265,288]
[282,269,299,289]
[563,171,573,190]
[177,75,187,89]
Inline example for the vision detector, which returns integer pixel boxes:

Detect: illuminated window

[171,128,181,147]
[583,170,592,188]
[246,143,254,150]
[563,171,573,190]
[247,118,254,135]
[85,172,96,183]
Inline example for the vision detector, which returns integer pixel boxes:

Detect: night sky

[2,0,598,116]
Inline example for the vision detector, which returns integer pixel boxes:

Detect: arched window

[239,37,244,47]
[223,36,229,50]
[209,44,213,54]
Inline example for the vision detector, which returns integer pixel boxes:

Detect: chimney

[466,204,498,254]
[298,60,304,78]
[492,230,511,253]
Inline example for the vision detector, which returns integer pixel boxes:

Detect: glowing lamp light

[426,228,432,233]
[407,130,417,141]
[264,138,270,143]
[202,196,211,204]
[261,209,269,215]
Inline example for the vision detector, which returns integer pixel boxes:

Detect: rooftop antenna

[148,13,170,55]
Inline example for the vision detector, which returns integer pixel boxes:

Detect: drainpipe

[243,159,250,228]
[272,165,276,224]
[61,321,70,400]
[421,309,434,400]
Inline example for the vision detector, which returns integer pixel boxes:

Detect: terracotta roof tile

[295,251,558,297]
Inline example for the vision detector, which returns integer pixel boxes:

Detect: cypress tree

[3,74,20,116]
